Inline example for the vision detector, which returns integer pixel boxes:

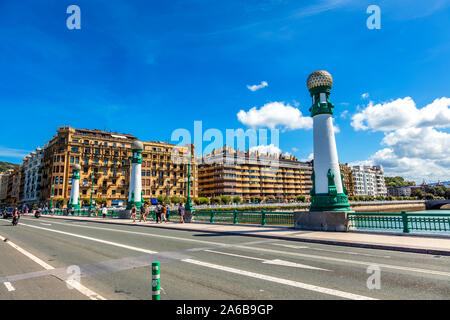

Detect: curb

[41,216,450,256]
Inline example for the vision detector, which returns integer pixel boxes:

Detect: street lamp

[50,183,54,209]
[184,151,194,212]
[89,172,95,211]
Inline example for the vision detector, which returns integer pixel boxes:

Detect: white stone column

[69,164,81,209]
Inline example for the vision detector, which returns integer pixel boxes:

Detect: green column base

[68,203,81,210]
[310,193,351,212]
[126,200,143,211]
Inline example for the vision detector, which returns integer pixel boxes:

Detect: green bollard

[261,210,266,226]
[152,261,160,300]
[233,209,238,224]
[210,210,215,223]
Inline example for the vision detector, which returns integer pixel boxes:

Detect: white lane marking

[182,259,375,300]
[4,282,15,292]
[21,223,157,254]
[233,245,450,278]
[0,234,106,300]
[22,218,221,246]
[19,222,373,299]
[204,250,330,271]
[40,223,52,226]
[270,243,391,258]
[24,218,449,278]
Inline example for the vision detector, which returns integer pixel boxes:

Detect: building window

[104,159,108,165]
[70,156,74,163]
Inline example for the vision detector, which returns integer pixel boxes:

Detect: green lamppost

[89,172,95,211]
[50,183,54,209]
[184,151,194,212]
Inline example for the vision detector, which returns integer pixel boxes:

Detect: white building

[352,165,387,197]
[21,147,45,207]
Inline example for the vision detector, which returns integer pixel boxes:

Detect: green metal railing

[41,208,450,234]
[193,210,294,226]
[348,211,450,233]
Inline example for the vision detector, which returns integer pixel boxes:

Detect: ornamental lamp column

[307,70,350,212]
[68,164,81,210]
[127,141,143,211]
[294,70,351,232]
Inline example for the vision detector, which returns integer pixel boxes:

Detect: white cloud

[340,110,349,119]
[361,93,370,99]
[249,144,281,155]
[351,97,450,131]
[237,101,312,130]
[299,153,314,162]
[0,146,30,159]
[247,81,268,92]
[350,97,450,182]
[292,147,299,152]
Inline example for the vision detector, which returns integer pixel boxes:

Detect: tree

[170,196,183,205]
[425,193,435,200]
[411,189,424,199]
[446,189,450,200]
[212,196,222,205]
[296,195,306,202]
[95,198,107,207]
[232,196,242,204]
[157,195,170,204]
[221,195,232,204]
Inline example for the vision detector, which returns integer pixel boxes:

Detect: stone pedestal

[118,209,131,219]
[294,211,353,232]
[184,210,193,223]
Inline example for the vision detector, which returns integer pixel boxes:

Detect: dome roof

[73,164,81,171]
[307,70,333,91]
[132,140,143,150]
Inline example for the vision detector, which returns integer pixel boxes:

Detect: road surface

[0,216,449,300]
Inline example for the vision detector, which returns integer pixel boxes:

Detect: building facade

[39,126,197,208]
[41,127,138,208]
[5,167,22,206]
[0,169,13,206]
[339,163,355,197]
[198,147,313,202]
[387,186,412,197]
[352,165,387,197]
[21,147,45,207]
[141,141,197,201]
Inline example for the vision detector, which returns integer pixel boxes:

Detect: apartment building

[21,147,45,207]
[339,163,355,197]
[5,167,21,206]
[39,126,197,208]
[41,126,137,208]
[198,147,313,202]
[141,142,197,200]
[352,165,387,197]
[0,169,13,206]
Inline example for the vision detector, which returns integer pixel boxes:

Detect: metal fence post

[233,209,238,224]
[401,211,410,233]
[210,210,215,223]
[152,261,160,300]
[261,210,266,226]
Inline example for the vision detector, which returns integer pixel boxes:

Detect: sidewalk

[38,215,450,256]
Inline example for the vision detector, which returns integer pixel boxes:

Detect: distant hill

[0,161,19,173]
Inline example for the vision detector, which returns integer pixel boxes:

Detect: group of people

[130,203,185,224]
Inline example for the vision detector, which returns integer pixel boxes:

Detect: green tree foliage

[0,161,19,173]
[221,195,232,204]
[385,176,415,188]
[211,196,222,205]
[232,196,242,204]
[295,195,306,202]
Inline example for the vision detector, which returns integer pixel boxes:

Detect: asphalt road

[0,215,449,300]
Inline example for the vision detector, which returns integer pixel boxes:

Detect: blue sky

[0,0,449,182]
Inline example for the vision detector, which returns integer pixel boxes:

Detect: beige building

[141,141,197,201]
[198,147,313,202]
[0,169,13,206]
[40,126,197,208]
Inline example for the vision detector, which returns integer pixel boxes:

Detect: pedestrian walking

[161,204,167,223]
[155,203,162,223]
[71,206,75,216]
[102,206,107,219]
[178,203,185,223]
[131,205,137,223]
[139,204,148,222]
